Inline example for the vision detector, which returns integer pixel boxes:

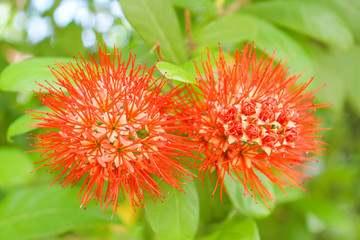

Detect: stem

[219,0,251,16]
[185,9,197,53]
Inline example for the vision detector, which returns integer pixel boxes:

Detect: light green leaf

[119,0,188,65]
[169,0,214,9]
[199,213,260,240]
[330,0,360,43]
[145,182,199,240]
[244,14,314,78]
[0,186,120,240]
[0,147,33,188]
[224,174,275,218]
[241,1,354,49]
[193,15,258,45]
[305,43,359,113]
[7,106,50,142]
[157,61,196,83]
[0,57,75,93]
[273,186,304,204]
[193,14,313,77]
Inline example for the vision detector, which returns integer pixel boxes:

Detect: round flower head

[27,47,192,215]
[180,44,330,204]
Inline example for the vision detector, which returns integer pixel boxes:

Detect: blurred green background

[0,0,359,239]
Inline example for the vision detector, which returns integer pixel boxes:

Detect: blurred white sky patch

[82,28,97,48]
[30,0,54,13]
[8,0,131,48]
[95,12,114,33]
[0,3,11,35]
[26,16,53,43]
[104,25,129,47]
[53,0,86,27]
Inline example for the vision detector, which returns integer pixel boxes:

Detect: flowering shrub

[24,43,330,220]
[175,44,330,205]
[27,48,194,215]
[2,0,359,239]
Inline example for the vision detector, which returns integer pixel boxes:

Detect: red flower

[178,43,330,204]
[27,47,192,215]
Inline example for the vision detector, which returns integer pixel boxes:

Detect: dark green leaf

[0,147,33,188]
[224,174,275,218]
[195,172,232,223]
[7,106,49,142]
[0,186,120,240]
[157,61,196,83]
[145,182,199,240]
[292,198,354,236]
[199,213,260,240]
[0,57,75,93]
[119,0,188,64]
[241,1,354,49]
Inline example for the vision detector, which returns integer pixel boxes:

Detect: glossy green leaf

[7,106,50,142]
[119,0,188,65]
[0,147,33,188]
[145,182,199,240]
[241,1,354,49]
[157,61,196,83]
[199,214,260,240]
[193,15,258,45]
[0,57,75,93]
[0,186,119,240]
[224,174,275,218]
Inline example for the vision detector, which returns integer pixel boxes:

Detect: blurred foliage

[0,0,359,239]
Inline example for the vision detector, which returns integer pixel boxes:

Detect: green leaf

[241,1,354,49]
[0,57,75,93]
[0,186,120,240]
[119,0,188,65]
[329,0,360,43]
[273,186,304,204]
[193,15,258,45]
[170,0,215,11]
[305,43,360,113]
[7,106,50,142]
[195,172,232,223]
[0,147,34,188]
[194,14,313,77]
[244,14,314,78]
[157,61,196,83]
[291,198,354,236]
[224,174,275,218]
[145,182,199,240]
[199,213,260,240]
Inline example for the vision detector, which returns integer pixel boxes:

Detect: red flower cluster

[176,44,330,203]
[28,43,329,214]
[28,47,192,215]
